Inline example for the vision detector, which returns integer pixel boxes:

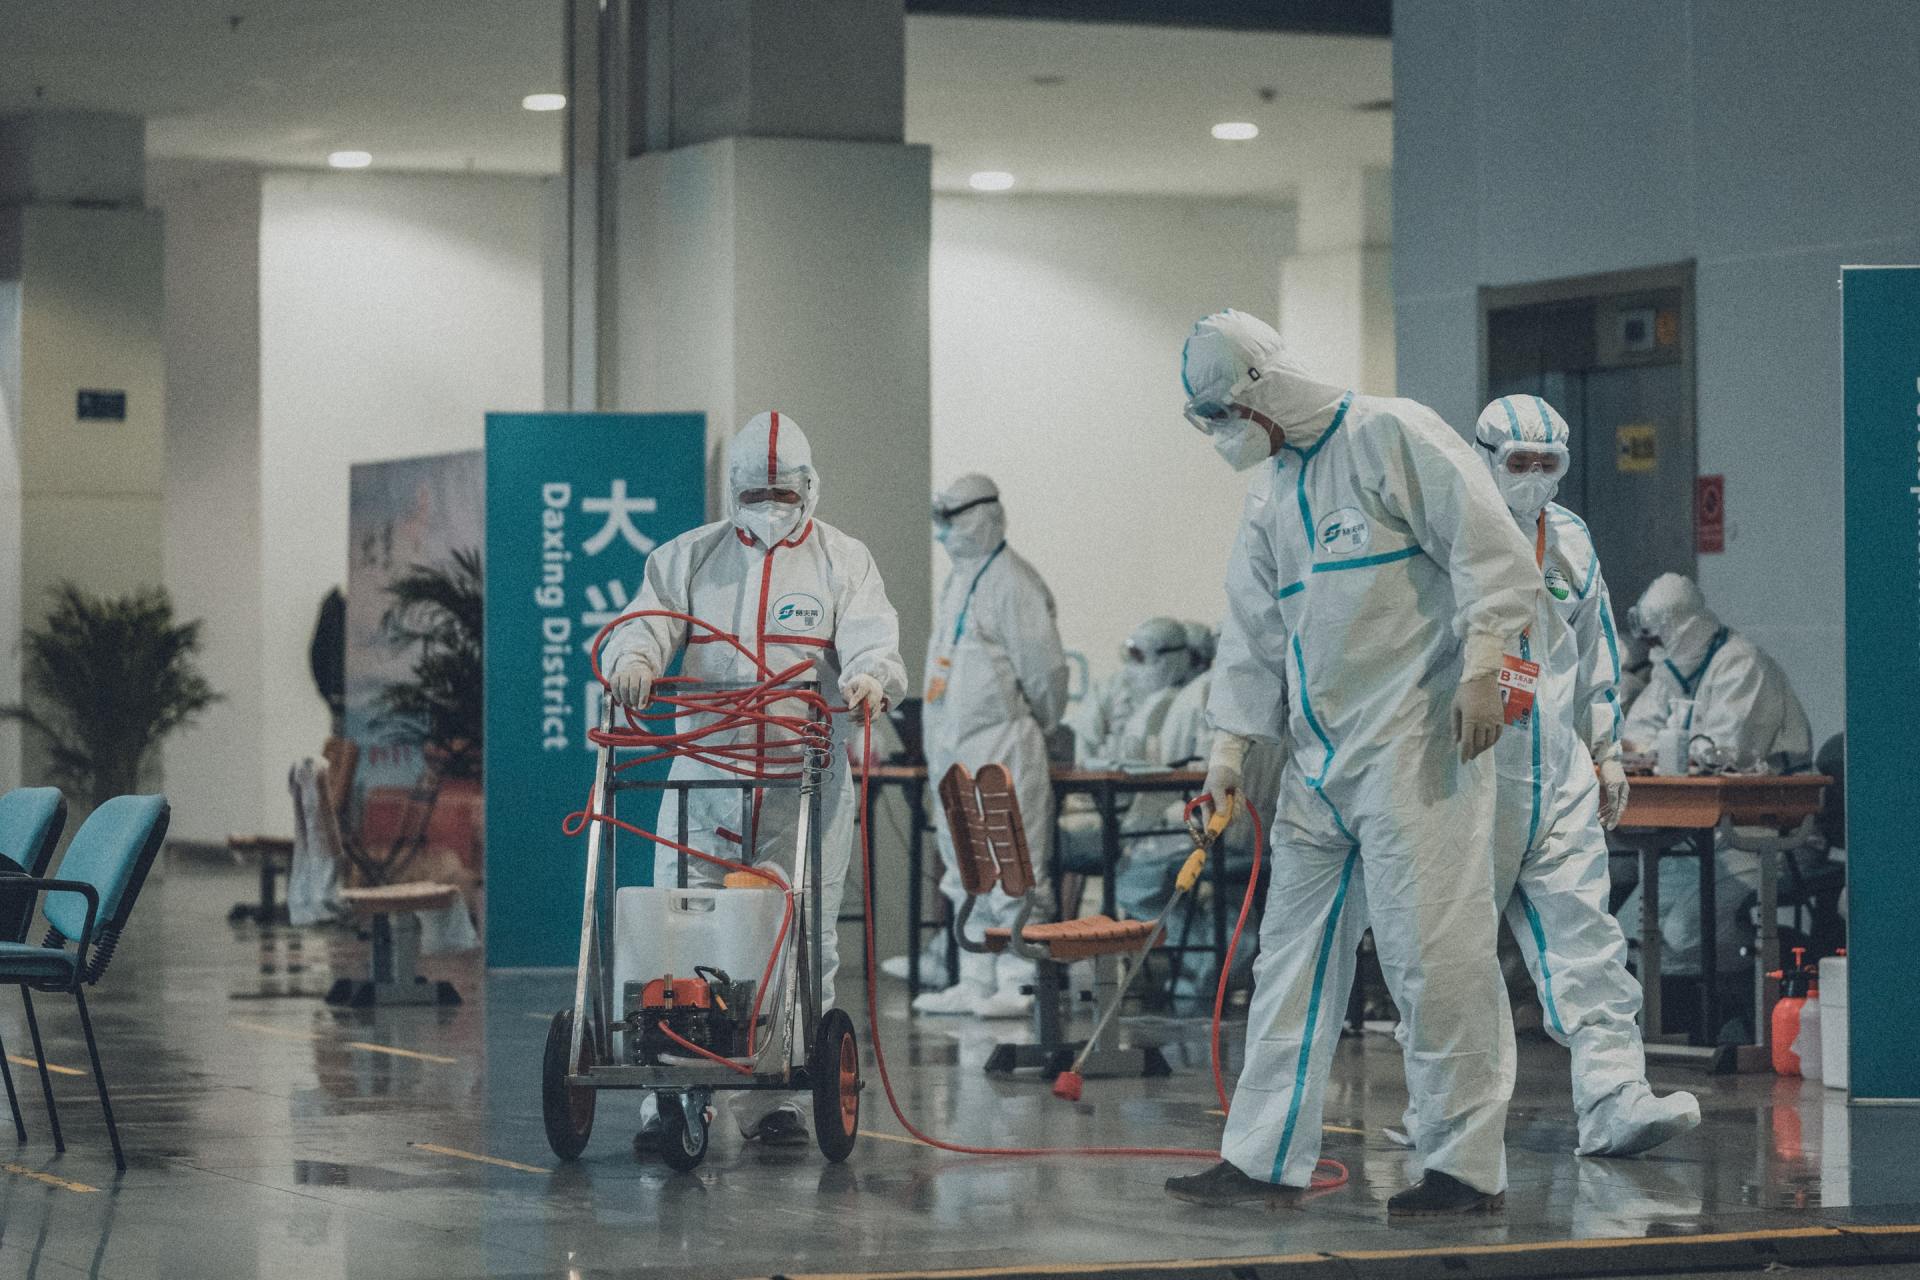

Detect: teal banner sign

[483,412,706,968]
[1842,266,1920,1101]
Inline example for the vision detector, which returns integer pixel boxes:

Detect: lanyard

[1534,510,1546,569]
[1664,626,1729,697]
[951,541,1007,645]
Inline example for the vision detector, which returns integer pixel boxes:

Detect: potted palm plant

[3,584,220,811]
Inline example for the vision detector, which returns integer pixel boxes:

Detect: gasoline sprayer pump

[625,968,759,1066]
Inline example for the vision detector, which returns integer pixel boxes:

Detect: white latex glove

[608,654,653,708]
[1451,671,1504,762]
[1199,732,1251,827]
[1597,758,1630,830]
[841,672,888,716]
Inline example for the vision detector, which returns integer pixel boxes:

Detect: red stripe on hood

[767,410,779,486]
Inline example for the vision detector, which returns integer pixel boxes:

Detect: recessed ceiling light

[522,93,567,112]
[1211,122,1260,141]
[328,150,373,169]
[969,170,1015,192]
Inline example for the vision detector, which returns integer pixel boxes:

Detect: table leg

[1698,830,1718,1045]
[906,780,928,997]
[1098,780,1120,920]
[1640,845,1663,1039]
[1755,836,1779,1056]
[1051,781,1068,921]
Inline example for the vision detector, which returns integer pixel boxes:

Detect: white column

[1279,166,1395,397]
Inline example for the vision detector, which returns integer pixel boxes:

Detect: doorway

[1480,263,1696,616]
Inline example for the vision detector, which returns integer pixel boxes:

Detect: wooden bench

[325,882,463,1007]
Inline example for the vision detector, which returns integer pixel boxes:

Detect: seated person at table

[1615,573,1813,992]
[1055,617,1195,916]
[1113,621,1280,995]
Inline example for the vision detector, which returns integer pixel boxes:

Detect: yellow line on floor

[228,1020,458,1064]
[856,1129,924,1147]
[768,1223,1903,1280]
[409,1142,548,1173]
[6,1054,85,1078]
[345,1041,458,1065]
[2,1162,97,1194]
[1202,1108,1362,1136]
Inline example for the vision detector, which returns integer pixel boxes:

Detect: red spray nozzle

[1051,1071,1084,1103]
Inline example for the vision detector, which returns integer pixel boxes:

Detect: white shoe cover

[973,987,1033,1020]
[881,950,951,986]
[1578,1086,1701,1157]
[912,980,992,1016]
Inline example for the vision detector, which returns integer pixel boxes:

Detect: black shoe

[1387,1170,1505,1217]
[1165,1161,1302,1209]
[632,1117,665,1159]
[743,1108,811,1147]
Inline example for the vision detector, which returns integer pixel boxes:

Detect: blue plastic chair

[0,794,168,1172]
[0,787,68,1145]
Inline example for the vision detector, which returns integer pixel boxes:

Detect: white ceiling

[0,3,1390,196]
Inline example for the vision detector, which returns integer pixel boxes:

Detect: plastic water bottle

[1655,701,1694,776]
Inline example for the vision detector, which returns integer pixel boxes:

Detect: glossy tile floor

[0,855,1914,1279]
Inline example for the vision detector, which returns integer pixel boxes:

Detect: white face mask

[737,500,802,547]
[1495,469,1560,519]
[1209,416,1275,471]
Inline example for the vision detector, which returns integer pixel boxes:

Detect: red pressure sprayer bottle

[1769,946,1813,1077]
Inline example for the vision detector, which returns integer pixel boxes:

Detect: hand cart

[541,686,862,1170]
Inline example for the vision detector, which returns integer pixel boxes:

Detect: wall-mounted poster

[345,449,487,937]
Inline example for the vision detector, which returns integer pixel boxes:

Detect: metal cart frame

[541,686,862,1169]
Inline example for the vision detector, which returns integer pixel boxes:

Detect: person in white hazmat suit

[906,474,1071,1019]
[602,411,909,1150]
[1068,617,1193,766]
[1162,310,1541,1216]
[1616,573,1812,983]
[1387,396,1698,1158]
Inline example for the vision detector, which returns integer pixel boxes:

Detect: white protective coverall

[914,474,1071,1015]
[1186,310,1541,1193]
[601,411,909,1128]
[1433,395,1697,1156]
[1617,574,1813,976]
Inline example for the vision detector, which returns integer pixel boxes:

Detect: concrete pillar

[592,0,929,966]
[607,0,931,674]
[1279,166,1395,398]
[0,112,165,792]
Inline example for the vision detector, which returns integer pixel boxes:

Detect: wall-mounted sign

[76,389,126,421]
[1616,423,1658,472]
[1695,474,1724,554]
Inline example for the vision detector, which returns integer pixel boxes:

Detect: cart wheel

[657,1093,710,1172]
[542,1009,596,1160]
[811,1008,861,1163]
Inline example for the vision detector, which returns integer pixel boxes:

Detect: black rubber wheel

[542,1010,596,1160]
[811,1008,861,1163]
[657,1094,710,1172]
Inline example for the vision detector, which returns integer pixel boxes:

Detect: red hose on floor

[562,608,1347,1189]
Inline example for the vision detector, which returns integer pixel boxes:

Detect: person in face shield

[906,475,1071,1019]
[1616,573,1812,984]
[1162,310,1542,1216]
[601,411,908,1152]
[1387,396,1696,1156]
[1069,616,1193,767]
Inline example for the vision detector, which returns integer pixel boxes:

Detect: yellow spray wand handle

[1175,795,1238,894]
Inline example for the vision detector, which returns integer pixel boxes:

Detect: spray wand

[1051,795,1238,1104]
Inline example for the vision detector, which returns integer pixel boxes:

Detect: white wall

[258,171,546,834]
[157,164,263,845]
[930,193,1291,685]
[1392,0,1920,745]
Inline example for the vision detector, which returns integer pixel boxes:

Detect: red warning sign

[1696,474,1725,554]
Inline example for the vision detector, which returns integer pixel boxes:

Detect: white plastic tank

[612,885,789,1030]
[1820,954,1849,1090]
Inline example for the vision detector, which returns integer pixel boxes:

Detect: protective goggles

[1626,605,1656,640]
[1183,366,1263,434]
[931,494,998,527]
[1124,641,1188,664]
[1481,438,1569,476]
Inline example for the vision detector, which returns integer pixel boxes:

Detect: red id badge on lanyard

[1499,654,1541,725]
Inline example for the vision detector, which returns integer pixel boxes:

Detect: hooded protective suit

[1617,573,1813,976]
[1186,310,1542,1194]
[1417,395,1697,1156]
[914,474,1070,1015]
[601,411,909,1129]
